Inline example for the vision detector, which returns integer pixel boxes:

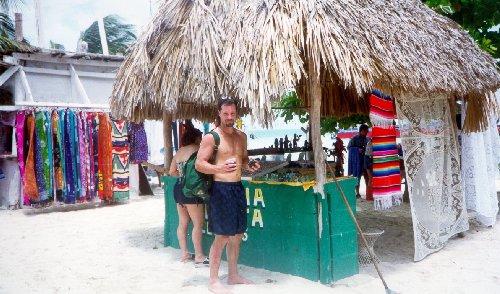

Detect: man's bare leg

[208,235,231,294]
[227,234,253,285]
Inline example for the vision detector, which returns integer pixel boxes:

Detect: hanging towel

[372,126,402,210]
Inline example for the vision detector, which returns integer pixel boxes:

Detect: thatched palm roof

[111,0,499,130]
[226,0,499,129]
[111,0,233,122]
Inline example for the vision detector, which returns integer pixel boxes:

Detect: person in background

[347,124,369,198]
[364,137,373,199]
[168,125,209,267]
[334,136,346,176]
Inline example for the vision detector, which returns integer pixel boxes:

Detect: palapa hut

[111,0,499,261]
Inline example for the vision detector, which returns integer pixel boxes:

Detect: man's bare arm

[242,133,260,172]
[195,134,219,174]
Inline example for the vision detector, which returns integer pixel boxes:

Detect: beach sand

[0,185,499,294]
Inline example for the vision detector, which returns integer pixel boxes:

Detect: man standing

[195,98,260,294]
[347,124,369,198]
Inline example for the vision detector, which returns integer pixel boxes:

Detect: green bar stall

[163,176,358,284]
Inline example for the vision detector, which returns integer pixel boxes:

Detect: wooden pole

[308,60,326,198]
[163,111,173,170]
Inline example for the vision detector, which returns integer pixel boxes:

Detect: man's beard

[224,120,234,127]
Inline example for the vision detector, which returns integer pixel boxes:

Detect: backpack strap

[209,130,220,151]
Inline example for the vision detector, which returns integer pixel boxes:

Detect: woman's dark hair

[181,128,202,146]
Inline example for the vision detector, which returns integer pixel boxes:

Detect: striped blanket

[372,126,402,209]
[369,89,394,126]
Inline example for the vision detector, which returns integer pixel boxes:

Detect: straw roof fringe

[111,0,499,131]
[111,0,232,122]
[224,0,499,129]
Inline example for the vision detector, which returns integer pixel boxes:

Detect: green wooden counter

[163,177,358,284]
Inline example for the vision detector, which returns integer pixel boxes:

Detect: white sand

[0,187,499,294]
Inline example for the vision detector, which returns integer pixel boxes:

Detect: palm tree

[80,15,136,55]
[0,0,35,53]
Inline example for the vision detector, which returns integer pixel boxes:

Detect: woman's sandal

[181,253,195,263]
[194,257,210,268]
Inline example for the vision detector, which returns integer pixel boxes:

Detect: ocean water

[245,128,349,168]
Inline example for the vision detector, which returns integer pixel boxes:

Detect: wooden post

[308,61,326,198]
[163,111,173,171]
[308,59,330,284]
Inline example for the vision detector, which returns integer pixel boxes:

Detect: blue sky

[16,0,160,51]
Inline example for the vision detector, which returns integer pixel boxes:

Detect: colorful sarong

[111,119,130,201]
[24,114,39,201]
[63,111,75,204]
[35,112,50,200]
[98,113,113,200]
[372,126,402,209]
[33,120,48,202]
[52,111,64,202]
[69,111,80,199]
[129,122,148,163]
[77,112,87,200]
[369,90,394,126]
[15,112,29,205]
[93,114,99,196]
[45,112,54,200]
[87,113,96,198]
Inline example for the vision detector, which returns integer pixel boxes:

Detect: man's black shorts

[208,181,247,236]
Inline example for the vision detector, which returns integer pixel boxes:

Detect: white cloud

[15,0,160,51]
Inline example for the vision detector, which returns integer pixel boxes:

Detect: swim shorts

[208,181,247,236]
[173,179,204,206]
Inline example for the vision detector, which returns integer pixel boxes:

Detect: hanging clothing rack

[0,101,110,113]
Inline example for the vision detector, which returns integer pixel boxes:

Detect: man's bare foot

[208,280,232,294]
[227,274,254,285]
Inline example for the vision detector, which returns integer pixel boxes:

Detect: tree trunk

[163,111,173,170]
[308,61,326,198]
